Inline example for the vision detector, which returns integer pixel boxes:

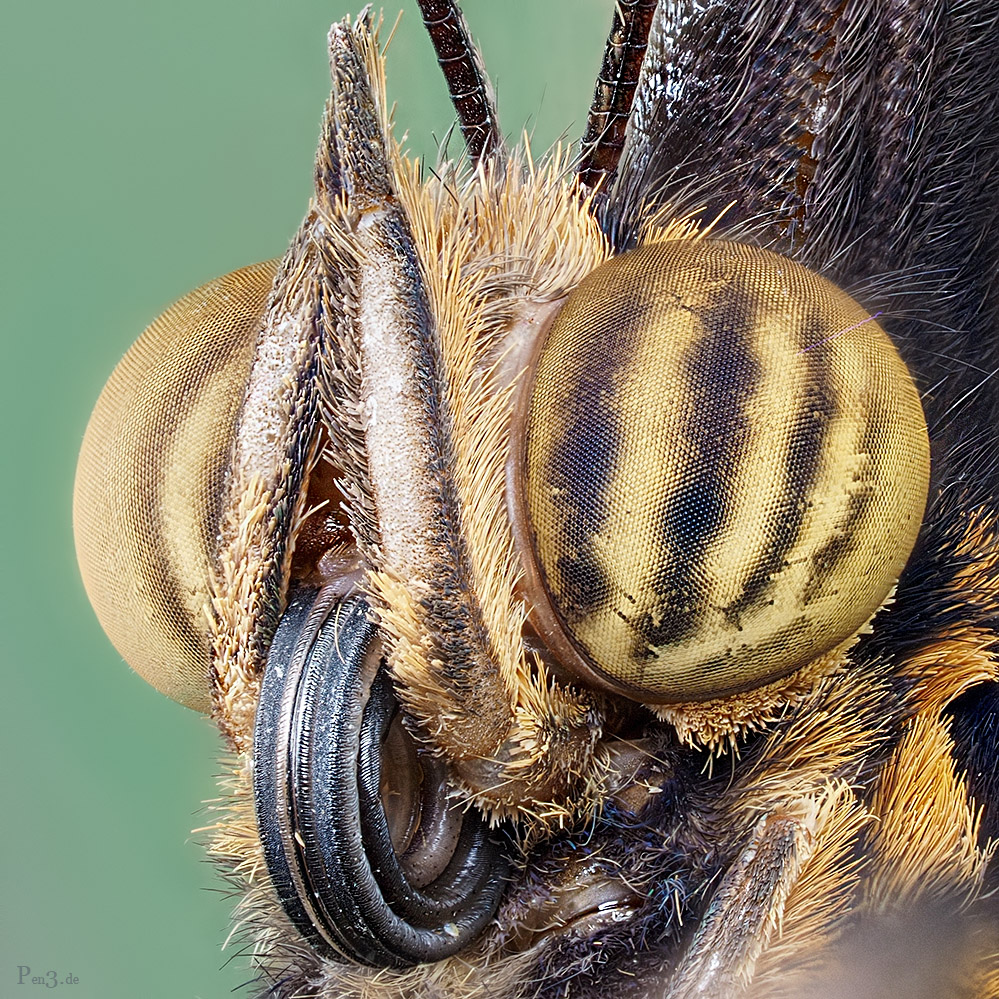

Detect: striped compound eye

[73,263,278,711]
[517,239,930,704]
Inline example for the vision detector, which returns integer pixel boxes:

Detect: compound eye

[73,263,277,711]
[520,239,930,703]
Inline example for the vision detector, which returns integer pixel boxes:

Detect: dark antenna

[416,0,505,165]
[577,0,657,196]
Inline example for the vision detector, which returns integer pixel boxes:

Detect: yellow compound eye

[73,263,277,711]
[521,239,930,703]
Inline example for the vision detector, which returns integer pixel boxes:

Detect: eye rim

[506,294,623,699]
[253,587,511,968]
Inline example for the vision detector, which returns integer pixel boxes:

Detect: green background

[2,2,608,997]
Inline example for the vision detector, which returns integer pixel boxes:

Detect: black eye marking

[641,283,761,650]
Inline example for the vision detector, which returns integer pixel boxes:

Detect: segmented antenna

[416,0,504,165]
[577,0,657,195]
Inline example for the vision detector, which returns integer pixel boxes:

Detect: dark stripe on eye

[800,373,888,605]
[801,343,899,607]
[540,303,650,622]
[683,613,813,694]
[721,308,837,623]
[639,283,761,650]
[139,356,235,664]
[137,282,273,672]
[801,475,874,607]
